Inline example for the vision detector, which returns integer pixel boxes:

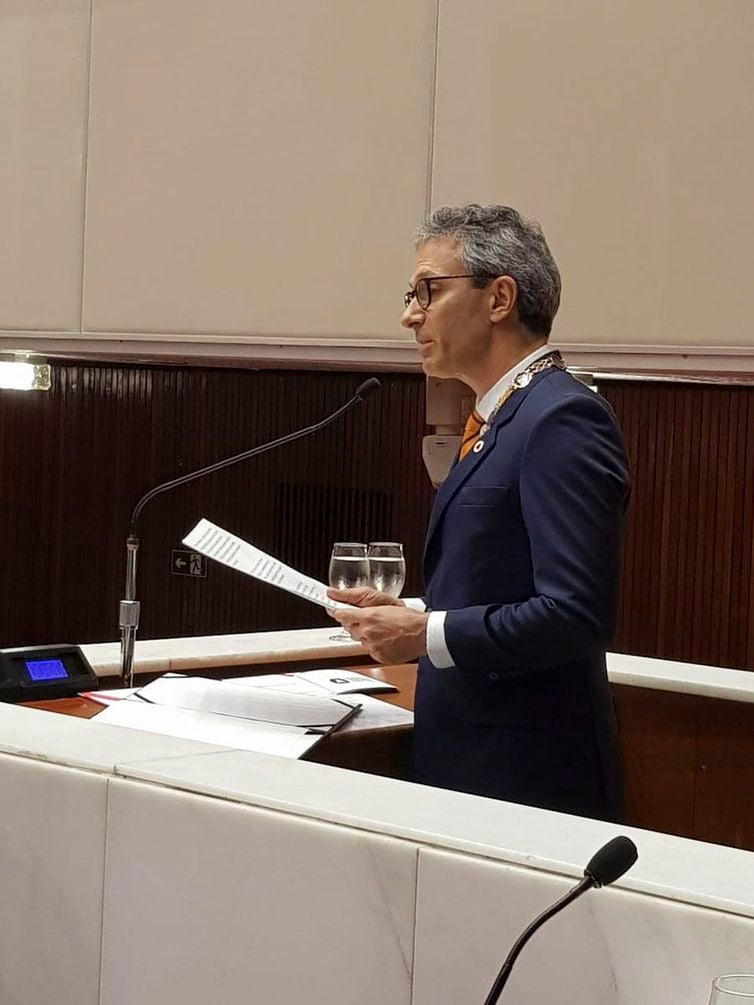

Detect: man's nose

[400,299,422,329]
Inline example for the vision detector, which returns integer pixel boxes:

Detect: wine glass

[709,975,754,1003]
[368,542,406,598]
[328,543,369,641]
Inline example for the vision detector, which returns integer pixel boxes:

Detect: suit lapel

[424,370,552,561]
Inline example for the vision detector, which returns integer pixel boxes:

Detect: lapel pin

[473,440,485,453]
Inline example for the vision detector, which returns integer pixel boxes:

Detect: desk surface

[24,663,417,780]
[25,663,417,719]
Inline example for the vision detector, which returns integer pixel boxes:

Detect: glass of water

[328,542,370,590]
[709,976,754,1003]
[368,542,406,598]
[328,543,369,641]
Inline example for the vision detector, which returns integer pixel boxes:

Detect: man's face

[400,237,491,380]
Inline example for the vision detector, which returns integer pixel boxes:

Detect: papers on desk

[228,669,399,697]
[86,668,408,752]
[91,675,360,758]
[228,674,412,733]
[135,675,357,729]
[182,518,354,613]
[295,669,399,695]
[336,694,414,733]
[95,700,322,758]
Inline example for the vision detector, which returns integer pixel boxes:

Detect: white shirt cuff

[402,597,426,612]
[426,610,455,669]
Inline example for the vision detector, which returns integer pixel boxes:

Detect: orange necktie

[459,408,484,461]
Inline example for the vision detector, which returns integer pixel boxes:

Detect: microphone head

[354,377,382,400]
[583,836,638,888]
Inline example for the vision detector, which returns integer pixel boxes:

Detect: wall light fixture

[0,353,51,391]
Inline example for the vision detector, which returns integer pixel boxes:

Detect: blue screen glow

[25,659,68,682]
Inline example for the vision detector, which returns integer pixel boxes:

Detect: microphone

[118,377,382,686]
[583,835,638,887]
[483,836,638,1004]
[353,377,381,401]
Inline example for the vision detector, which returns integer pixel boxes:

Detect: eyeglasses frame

[403,273,494,310]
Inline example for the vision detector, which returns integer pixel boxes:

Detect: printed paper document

[95,700,321,758]
[229,669,397,697]
[183,518,354,612]
[295,668,398,695]
[135,675,357,730]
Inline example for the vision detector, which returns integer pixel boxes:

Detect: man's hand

[326,586,404,609]
[329,603,428,664]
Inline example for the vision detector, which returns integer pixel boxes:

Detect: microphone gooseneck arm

[482,835,638,1004]
[482,876,593,1004]
[129,395,360,533]
[118,378,381,686]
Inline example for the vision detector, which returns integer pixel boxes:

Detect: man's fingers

[326,586,403,608]
[327,587,372,607]
[332,610,360,628]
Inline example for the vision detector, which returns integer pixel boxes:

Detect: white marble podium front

[1,694,753,1004]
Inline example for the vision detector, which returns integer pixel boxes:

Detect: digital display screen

[25,658,68,682]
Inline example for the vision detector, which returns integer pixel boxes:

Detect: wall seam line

[96,775,111,1005]
[425,0,441,216]
[79,0,95,335]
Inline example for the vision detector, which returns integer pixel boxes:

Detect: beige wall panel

[0,0,90,331]
[432,0,754,347]
[84,0,435,338]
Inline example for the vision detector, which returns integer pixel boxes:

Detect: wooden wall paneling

[613,385,637,653]
[629,385,650,651]
[632,385,654,653]
[714,390,735,663]
[657,387,680,654]
[613,684,698,839]
[601,381,754,672]
[616,680,754,851]
[692,697,754,850]
[694,389,717,666]
[690,387,710,663]
[608,384,631,649]
[651,384,670,654]
[0,366,432,648]
[729,389,749,664]
[670,386,693,655]
[651,387,668,653]
[706,387,743,668]
[682,385,702,663]
[744,390,754,669]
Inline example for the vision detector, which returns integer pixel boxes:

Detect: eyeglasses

[403,274,491,310]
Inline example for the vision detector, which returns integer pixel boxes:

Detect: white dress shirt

[406,343,554,668]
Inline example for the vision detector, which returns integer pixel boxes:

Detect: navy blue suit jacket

[414,367,630,820]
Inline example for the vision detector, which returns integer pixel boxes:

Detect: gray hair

[415,204,561,338]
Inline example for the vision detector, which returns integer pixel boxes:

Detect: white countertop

[606,651,754,703]
[82,627,365,677]
[80,627,754,704]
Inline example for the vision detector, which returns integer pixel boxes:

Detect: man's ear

[489,275,518,323]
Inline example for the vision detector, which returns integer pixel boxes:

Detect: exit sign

[170,550,207,578]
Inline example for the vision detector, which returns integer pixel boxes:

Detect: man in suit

[330,204,629,821]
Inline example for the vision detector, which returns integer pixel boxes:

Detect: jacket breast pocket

[457,485,511,507]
